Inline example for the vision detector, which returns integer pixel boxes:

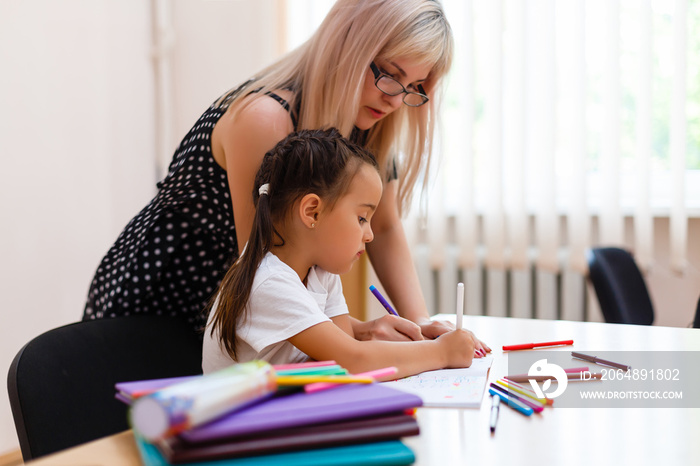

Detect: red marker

[502,340,573,351]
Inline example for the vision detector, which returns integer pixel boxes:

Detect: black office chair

[586,247,654,325]
[693,295,700,328]
[7,315,203,461]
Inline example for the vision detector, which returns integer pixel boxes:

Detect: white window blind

[437,0,697,276]
[284,0,699,319]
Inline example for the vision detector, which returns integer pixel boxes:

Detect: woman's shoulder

[226,89,294,127]
[212,90,296,168]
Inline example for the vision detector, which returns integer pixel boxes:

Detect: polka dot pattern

[84,93,241,330]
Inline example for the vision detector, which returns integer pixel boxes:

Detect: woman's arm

[348,315,423,341]
[366,180,491,353]
[365,179,450,338]
[212,94,294,251]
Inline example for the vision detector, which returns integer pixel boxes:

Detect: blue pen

[489,383,544,413]
[369,285,399,316]
[488,388,534,416]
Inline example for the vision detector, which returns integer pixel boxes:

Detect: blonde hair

[223,0,453,213]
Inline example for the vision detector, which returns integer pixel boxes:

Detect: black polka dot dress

[83,92,244,331]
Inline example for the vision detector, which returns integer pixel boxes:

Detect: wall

[0,0,280,455]
[0,0,156,455]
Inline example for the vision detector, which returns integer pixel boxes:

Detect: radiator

[411,241,602,323]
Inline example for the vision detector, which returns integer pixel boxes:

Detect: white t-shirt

[202,252,349,374]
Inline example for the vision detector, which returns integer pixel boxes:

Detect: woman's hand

[352,315,424,341]
[417,319,453,339]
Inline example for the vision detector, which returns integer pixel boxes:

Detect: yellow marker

[275,375,375,386]
[495,379,548,406]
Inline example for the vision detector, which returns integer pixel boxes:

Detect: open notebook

[381,355,493,408]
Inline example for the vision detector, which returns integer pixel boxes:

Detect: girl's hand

[437,329,476,368]
[460,327,492,358]
[418,318,492,357]
[353,315,424,341]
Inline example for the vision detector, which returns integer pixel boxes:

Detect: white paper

[382,356,493,408]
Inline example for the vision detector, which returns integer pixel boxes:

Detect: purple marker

[369,285,399,316]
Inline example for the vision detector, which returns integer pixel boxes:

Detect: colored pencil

[505,372,602,383]
[488,388,533,416]
[490,383,544,413]
[456,283,464,330]
[369,285,399,316]
[275,375,375,386]
[304,367,398,393]
[275,365,348,376]
[495,379,548,406]
[571,352,631,371]
[272,360,336,371]
[497,378,553,405]
[564,366,590,374]
[489,395,500,433]
[502,340,574,351]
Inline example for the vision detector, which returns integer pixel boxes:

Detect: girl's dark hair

[208,128,379,360]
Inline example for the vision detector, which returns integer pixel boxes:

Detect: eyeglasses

[369,62,429,107]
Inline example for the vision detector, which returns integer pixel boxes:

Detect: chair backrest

[586,247,654,325]
[7,315,203,460]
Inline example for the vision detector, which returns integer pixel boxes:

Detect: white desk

[30,315,700,466]
[405,315,700,466]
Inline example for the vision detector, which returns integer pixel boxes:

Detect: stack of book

[115,361,422,465]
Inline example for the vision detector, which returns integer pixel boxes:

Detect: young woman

[203,129,479,378]
[84,0,488,348]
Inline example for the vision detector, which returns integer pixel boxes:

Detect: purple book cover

[115,375,199,399]
[181,383,423,444]
[163,413,419,463]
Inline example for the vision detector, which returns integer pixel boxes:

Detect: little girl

[202,128,479,379]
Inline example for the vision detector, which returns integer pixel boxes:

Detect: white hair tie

[258,183,270,196]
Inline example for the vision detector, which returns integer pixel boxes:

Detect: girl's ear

[298,193,322,229]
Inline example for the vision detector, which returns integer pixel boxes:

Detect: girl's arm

[212,94,295,251]
[289,316,475,379]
